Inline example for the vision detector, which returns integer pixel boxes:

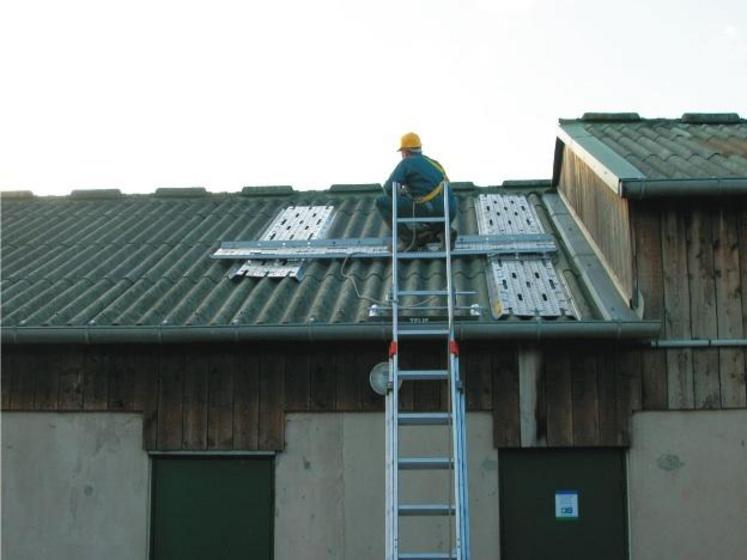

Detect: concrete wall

[628,410,747,560]
[1,412,150,560]
[274,412,499,559]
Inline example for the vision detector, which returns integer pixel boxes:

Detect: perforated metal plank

[213,234,555,261]
[475,194,578,318]
[476,194,544,235]
[491,257,578,318]
[235,205,334,279]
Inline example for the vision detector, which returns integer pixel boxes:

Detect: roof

[555,113,747,197]
[0,183,654,344]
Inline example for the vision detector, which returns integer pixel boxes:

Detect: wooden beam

[156,351,184,450]
[631,204,668,409]
[492,351,520,448]
[518,347,544,447]
[207,351,235,450]
[259,351,285,450]
[233,349,260,450]
[309,349,335,411]
[715,207,747,407]
[661,208,694,409]
[687,209,720,408]
[182,350,208,450]
[545,348,573,447]
[58,348,85,411]
[284,350,310,412]
[571,353,600,446]
[83,348,109,411]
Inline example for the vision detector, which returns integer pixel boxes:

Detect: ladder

[385,182,471,560]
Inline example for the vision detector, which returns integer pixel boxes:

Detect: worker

[376,132,458,251]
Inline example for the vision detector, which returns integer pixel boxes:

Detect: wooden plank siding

[629,199,747,411]
[660,207,695,408]
[559,142,747,412]
[1,342,510,451]
[630,206,668,409]
[715,206,747,407]
[558,146,635,303]
[1,342,633,449]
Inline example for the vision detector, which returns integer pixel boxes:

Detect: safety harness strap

[414,156,449,204]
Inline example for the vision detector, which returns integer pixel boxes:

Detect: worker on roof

[376,132,458,251]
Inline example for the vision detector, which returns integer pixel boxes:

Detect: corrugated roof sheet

[1,184,625,333]
[561,113,747,180]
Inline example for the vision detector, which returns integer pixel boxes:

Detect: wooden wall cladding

[7,338,733,450]
[495,343,637,449]
[1,341,504,451]
[631,200,747,410]
[558,146,635,303]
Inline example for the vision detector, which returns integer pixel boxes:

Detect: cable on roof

[339,250,440,309]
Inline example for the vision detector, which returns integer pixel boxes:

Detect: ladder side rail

[451,352,465,560]
[458,376,471,560]
[443,185,461,558]
[444,183,471,559]
[386,181,401,559]
[452,353,471,559]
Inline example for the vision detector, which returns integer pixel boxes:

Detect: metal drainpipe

[650,338,747,348]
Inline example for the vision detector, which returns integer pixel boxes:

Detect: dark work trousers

[375,191,458,238]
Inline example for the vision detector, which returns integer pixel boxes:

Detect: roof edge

[579,112,642,123]
[621,177,747,199]
[71,189,123,199]
[0,190,35,199]
[241,185,295,196]
[555,122,646,194]
[501,179,552,189]
[329,183,381,193]
[1,321,661,345]
[681,112,743,124]
[155,187,208,198]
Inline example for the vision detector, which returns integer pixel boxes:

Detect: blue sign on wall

[555,490,580,521]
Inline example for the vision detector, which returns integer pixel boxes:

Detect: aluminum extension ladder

[385,182,471,560]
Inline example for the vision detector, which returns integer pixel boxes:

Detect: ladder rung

[396,216,447,224]
[396,251,447,259]
[398,369,448,381]
[400,554,456,560]
[398,289,449,297]
[397,289,475,297]
[399,457,452,470]
[399,504,455,516]
[398,329,450,337]
[398,412,450,425]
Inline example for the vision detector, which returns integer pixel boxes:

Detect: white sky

[1,0,746,195]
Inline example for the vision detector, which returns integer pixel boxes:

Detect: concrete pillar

[628,410,747,560]
[1,413,149,560]
[274,412,499,558]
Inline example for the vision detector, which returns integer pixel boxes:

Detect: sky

[1,0,746,195]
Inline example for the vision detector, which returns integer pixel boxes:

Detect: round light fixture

[369,361,402,396]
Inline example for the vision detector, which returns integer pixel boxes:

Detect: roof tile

[565,115,747,179]
[1,186,629,331]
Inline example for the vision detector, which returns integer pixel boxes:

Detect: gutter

[650,338,747,348]
[621,177,747,199]
[1,320,661,345]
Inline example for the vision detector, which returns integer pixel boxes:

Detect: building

[2,113,746,559]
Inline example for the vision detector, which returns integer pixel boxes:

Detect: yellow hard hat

[398,132,422,152]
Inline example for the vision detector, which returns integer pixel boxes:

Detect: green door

[151,456,273,560]
[499,448,627,560]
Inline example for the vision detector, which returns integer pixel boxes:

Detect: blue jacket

[383,153,447,199]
